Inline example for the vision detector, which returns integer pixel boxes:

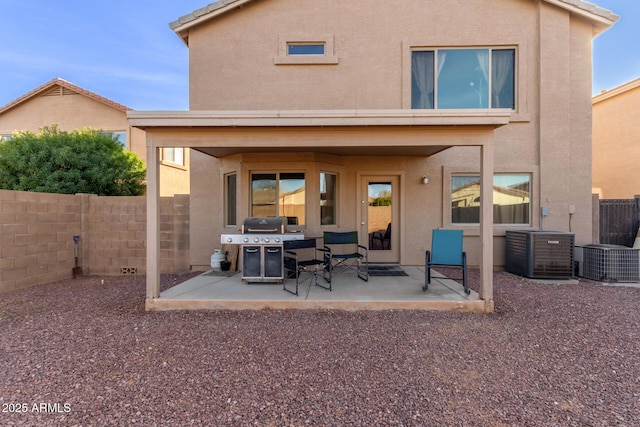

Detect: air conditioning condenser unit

[505,230,575,279]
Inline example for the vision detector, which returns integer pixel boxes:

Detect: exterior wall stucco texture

[0,88,189,197]
[183,0,600,268]
[593,82,640,199]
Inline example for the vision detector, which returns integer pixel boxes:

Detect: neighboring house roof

[0,77,131,116]
[593,77,640,104]
[170,0,619,44]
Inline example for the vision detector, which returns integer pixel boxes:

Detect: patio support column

[479,137,494,307]
[146,141,161,304]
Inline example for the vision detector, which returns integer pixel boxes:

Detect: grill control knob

[227,237,233,243]
[275,238,281,243]
[243,237,249,243]
[264,238,270,243]
[254,237,260,243]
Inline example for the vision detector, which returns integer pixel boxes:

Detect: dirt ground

[1,270,639,426]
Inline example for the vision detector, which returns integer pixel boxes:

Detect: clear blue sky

[0,0,636,111]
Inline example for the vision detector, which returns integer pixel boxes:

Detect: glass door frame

[358,174,401,264]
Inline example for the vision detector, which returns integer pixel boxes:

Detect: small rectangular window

[225,173,237,226]
[320,172,337,225]
[275,34,338,65]
[288,44,325,55]
[451,174,530,225]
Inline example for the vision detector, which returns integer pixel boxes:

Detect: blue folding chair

[323,231,368,283]
[424,229,469,294]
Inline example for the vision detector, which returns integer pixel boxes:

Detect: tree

[0,125,146,196]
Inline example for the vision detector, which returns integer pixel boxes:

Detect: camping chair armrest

[357,244,368,253]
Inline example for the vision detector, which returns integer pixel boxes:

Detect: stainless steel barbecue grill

[220,217,304,283]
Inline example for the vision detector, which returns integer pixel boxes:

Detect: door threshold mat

[368,265,409,277]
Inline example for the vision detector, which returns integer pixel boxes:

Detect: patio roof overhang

[128,109,512,157]
[132,109,510,312]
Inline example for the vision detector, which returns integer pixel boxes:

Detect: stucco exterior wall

[592,79,640,199]
[0,93,126,135]
[183,0,603,269]
[0,87,189,196]
[189,0,538,111]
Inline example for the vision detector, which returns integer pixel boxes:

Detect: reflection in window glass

[250,172,306,225]
[279,173,305,225]
[225,173,237,226]
[320,172,337,225]
[101,131,127,147]
[288,44,325,55]
[411,48,515,110]
[451,174,530,224]
[251,173,277,218]
[438,49,488,109]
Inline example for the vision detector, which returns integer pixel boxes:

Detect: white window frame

[274,34,338,65]
[410,47,516,110]
[402,41,529,121]
[162,147,185,167]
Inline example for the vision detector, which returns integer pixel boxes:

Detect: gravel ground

[1,270,639,427]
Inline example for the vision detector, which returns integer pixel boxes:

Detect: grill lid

[242,216,287,234]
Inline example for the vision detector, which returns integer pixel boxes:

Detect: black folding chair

[372,223,391,249]
[283,238,329,295]
[323,231,368,282]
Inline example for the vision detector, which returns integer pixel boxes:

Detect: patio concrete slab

[147,266,492,313]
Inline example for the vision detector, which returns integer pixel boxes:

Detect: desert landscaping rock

[1,271,639,426]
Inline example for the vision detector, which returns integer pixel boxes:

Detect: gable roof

[0,78,131,116]
[170,0,619,44]
[593,77,640,105]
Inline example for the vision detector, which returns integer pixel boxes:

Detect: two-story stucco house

[0,78,190,196]
[592,77,640,199]
[129,0,618,310]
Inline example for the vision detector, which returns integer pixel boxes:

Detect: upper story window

[102,131,127,147]
[0,135,11,142]
[288,43,325,56]
[163,147,185,166]
[412,48,515,110]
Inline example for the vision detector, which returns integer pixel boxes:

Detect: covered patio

[129,109,511,313]
[148,266,487,312]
